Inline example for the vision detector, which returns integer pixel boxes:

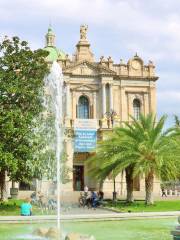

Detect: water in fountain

[43,61,64,235]
[22,61,65,240]
[13,61,95,240]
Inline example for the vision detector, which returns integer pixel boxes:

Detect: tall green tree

[123,114,180,204]
[174,115,180,128]
[172,115,180,179]
[88,114,180,205]
[0,36,49,199]
[32,114,72,184]
[87,132,135,203]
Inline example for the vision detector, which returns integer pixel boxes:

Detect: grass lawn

[0,199,55,216]
[1,199,180,216]
[105,200,180,212]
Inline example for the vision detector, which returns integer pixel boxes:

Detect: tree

[87,131,135,203]
[31,71,72,186]
[87,114,180,205]
[116,114,180,204]
[174,115,180,128]
[172,115,180,180]
[32,114,72,184]
[0,36,49,199]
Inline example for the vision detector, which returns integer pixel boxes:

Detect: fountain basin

[0,218,176,240]
[34,227,60,239]
[171,216,180,239]
[65,233,95,240]
[172,236,180,240]
[171,230,180,239]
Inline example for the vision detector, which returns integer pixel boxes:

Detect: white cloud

[1,0,180,125]
[157,90,180,121]
[158,91,180,101]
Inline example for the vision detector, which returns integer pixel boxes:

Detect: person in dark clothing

[91,191,98,209]
[98,191,104,201]
[161,187,167,197]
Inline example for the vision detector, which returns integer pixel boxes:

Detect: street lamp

[104,109,117,128]
[108,172,117,201]
[104,110,118,200]
[113,178,117,201]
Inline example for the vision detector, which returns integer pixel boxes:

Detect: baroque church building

[44,25,160,201]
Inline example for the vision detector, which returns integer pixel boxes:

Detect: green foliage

[31,79,71,183]
[60,152,72,184]
[0,199,54,216]
[31,114,56,180]
[106,200,180,212]
[174,115,180,127]
[0,36,49,185]
[87,113,180,204]
[32,114,72,183]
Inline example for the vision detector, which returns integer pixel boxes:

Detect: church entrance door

[73,165,84,191]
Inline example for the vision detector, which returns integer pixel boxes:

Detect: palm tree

[172,115,180,180]
[174,115,180,127]
[116,114,180,204]
[87,130,136,203]
[88,113,180,205]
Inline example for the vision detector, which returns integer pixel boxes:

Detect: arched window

[133,99,141,120]
[77,96,89,119]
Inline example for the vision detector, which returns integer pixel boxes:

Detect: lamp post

[108,172,117,201]
[105,110,118,200]
[113,178,117,201]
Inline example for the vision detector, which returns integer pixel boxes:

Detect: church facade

[44,25,160,201]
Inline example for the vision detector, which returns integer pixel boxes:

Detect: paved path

[0,210,179,223]
[61,206,113,215]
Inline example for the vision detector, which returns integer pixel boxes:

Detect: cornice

[114,75,159,81]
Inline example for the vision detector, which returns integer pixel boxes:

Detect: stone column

[93,92,96,118]
[121,87,128,122]
[109,84,113,110]
[66,83,71,118]
[102,83,106,116]
[150,86,156,114]
[144,93,149,115]
[72,91,76,119]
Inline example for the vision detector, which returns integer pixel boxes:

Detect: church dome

[44,46,66,62]
[47,26,54,35]
[44,26,66,62]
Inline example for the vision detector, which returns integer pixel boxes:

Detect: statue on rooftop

[80,25,88,40]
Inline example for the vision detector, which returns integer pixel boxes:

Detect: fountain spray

[44,61,64,233]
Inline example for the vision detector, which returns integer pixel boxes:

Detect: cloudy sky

[1,0,180,127]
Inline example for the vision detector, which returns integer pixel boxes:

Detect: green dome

[44,46,66,62]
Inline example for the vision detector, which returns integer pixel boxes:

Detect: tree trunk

[125,166,134,203]
[145,171,154,205]
[12,181,15,188]
[0,170,6,201]
[99,179,104,191]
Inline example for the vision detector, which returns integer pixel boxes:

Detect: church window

[77,96,89,119]
[133,99,141,120]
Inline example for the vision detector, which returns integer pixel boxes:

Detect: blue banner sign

[74,129,97,152]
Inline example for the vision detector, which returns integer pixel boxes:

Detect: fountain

[32,61,64,239]
[33,61,95,240]
[44,61,63,234]
[171,216,180,240]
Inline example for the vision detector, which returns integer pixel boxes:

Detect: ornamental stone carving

[80,25,88,40]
